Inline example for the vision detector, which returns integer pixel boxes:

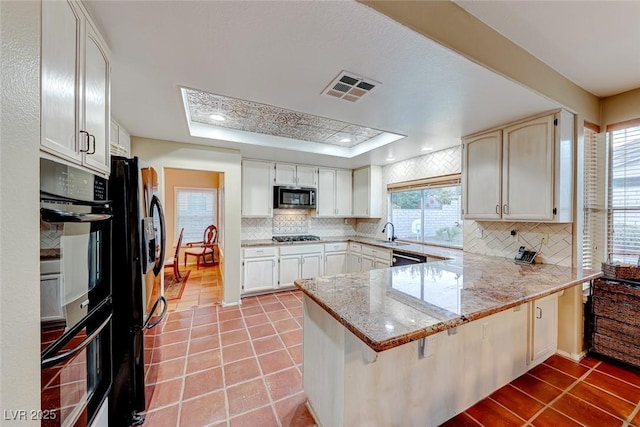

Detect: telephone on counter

[514,246,537,264]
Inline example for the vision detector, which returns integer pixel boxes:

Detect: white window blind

[607,120,640,265]
[176,187,217,243]
[582,125,606,269]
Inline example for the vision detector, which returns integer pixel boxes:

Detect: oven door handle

[41,314,112,369]
[41,207,112,223]
[143,296,167,330]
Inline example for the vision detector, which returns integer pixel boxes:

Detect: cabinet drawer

[279,244,323,256]
[243,247,278,258]
[324,242,347,252]
[361,245,388,258]
[349,243,362,253]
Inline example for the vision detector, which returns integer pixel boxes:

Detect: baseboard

[305,400,322,427]
[221,300,240,308]
[556,349,586,361]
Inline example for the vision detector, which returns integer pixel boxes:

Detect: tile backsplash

[241,212,356,240]
[464,221,573,266]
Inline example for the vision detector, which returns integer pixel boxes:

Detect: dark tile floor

[148,266,640,426]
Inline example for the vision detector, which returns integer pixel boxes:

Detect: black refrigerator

[109,156,167,426]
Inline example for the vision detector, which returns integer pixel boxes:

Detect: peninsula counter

[295,253,602,426]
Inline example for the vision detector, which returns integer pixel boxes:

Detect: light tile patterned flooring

[150,265,640,426]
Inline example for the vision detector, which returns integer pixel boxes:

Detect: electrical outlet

[475,229,484,239]
[541,233,549,245]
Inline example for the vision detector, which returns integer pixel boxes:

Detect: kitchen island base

[302,295,548,427]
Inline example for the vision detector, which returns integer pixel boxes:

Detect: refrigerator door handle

[150,195,166,277]
[143,296,167,330]
[41,313,112,369]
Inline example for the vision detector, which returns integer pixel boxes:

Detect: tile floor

[148,265,640,426]
[144,265,314,426]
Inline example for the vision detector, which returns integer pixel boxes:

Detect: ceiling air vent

[322,71,380,102]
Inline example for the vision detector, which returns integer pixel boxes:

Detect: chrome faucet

[382,222,397,242]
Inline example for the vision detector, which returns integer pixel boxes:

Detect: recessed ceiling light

[421,147,433,151]
[386,157,395,161]
[210,114,226,121]
[340,138,351,143]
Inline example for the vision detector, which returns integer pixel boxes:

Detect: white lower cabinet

[348,243,362,272]
[530,293,558,365]
[242,247,278,294]
[324,242,348,276]
[361,244,391,272]
[278,245,324,287]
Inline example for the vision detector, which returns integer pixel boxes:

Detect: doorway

[161,168,225,312]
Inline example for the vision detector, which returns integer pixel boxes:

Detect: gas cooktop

[272,235,321,242]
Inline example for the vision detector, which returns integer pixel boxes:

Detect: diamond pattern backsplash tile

[464,221,573,267]
[241,218,273,240]
[242,215,357,239]
[272,211,308,235]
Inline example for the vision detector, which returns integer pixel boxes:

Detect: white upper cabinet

[110,119,131,157]
[462,131,502,220]
[502,115,554,221]
[41,0,111,175]
[274,163,317,187]
[462,110,573,223]
[317,168,352,217]
[242,160,274,217]
[353,165,382,218]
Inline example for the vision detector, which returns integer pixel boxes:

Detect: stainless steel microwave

[273,186,316,209]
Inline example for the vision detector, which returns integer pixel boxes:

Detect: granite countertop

[294,252,603,352]
[241,236,462,261]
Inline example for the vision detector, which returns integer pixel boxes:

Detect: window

[388,174,462,247]
[175,187,217,243]
[607,119,640,264]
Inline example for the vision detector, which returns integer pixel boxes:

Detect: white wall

[132,137,243,305]
[0,1,42,422]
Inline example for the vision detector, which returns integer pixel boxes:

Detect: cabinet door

[274,163,296,185]
[361,255,375,272]
[242,160,273,217]
[463,131,502,219]
[41,0,82,163]
[118,127,131,154]
[296,166,317,187]
[335,169,352,217]
[82,22,110,174]
[317,169,336,217]
[325,252,347,276]
[374,258,390,269]
[110,120,119,146]
[352,167,369,217]
[532,294,558,363]
[348,253,361,273]
[503,115,555,221]
[301,253,322,279]
[279,255,301,287]
[243,258,277,293]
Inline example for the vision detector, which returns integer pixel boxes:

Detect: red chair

[184,225,218,269]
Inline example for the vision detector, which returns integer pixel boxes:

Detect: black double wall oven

[40,158,113,427]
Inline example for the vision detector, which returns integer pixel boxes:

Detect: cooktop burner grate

[272,235,321,242]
